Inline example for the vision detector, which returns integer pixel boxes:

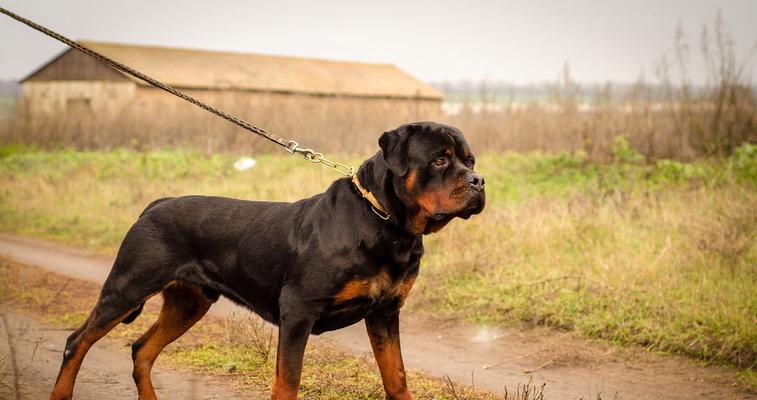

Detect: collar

[351,175,391,221]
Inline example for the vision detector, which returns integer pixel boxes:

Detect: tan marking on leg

[367,325,413,400]
[272,351,299,400]
[50,307,138,400]
[132,283,211,400]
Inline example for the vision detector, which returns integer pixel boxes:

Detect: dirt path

[0,233,753,400]
[0,308,259,400]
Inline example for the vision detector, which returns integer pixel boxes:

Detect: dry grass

[449,12,755,160]
[417,179,756,368]
[0,89,441,156]
[0,13,753,160]
[2,76,752,161]
[0,144,754,372]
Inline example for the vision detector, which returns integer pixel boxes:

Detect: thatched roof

[24,41,443,100]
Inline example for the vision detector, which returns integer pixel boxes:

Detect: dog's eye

[432,157,448,167]
[466,157,476,168]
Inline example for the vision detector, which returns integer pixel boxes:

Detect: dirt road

[0,308,259,400]
[0,233,752,399]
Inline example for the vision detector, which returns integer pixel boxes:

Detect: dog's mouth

[432,197,485,221]
[433,188,486,218]
[458,194,485,219]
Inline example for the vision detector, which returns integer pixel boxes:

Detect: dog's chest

[332,268,415,305]
[311,267,416,333]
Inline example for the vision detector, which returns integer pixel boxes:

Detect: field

[0,15,755,397]
[0,143,754,376]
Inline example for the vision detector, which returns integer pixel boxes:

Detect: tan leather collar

[351,175,391,220]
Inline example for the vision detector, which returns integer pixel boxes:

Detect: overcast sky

[0,0,755,85]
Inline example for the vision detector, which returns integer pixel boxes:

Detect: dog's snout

[467,172,485,192]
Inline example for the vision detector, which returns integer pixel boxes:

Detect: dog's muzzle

[460,171,485,218]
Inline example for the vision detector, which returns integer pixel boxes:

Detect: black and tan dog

[49,121,485,400]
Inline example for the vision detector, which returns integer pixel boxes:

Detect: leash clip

[286,140,304,154]
[285,140,355,177]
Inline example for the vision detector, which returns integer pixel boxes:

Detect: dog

[49,121,485,400]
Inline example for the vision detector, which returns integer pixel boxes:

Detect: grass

[0,143,755,372]
[0,260,501,400]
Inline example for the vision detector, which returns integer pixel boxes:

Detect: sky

[0,0,755,85]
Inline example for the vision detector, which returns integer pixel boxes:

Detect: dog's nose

[467,172,485,192]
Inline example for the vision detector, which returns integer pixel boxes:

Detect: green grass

[0,144,755,371]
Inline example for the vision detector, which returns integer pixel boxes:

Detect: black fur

[53,121,485,399]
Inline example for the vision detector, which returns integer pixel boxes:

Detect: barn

[19,41,443,152]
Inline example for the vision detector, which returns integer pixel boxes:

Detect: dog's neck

[351,175,390,220]
[355,151,414,235]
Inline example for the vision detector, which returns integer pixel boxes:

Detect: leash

[0,6,355,177]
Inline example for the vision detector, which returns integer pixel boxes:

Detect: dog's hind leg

[50,251,175,399]
[49,292,145,400]
[131,282,212,400]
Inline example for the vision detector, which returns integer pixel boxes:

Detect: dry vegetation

[453,14,755,160]
[1,90,440,156]
[0,145,754,373]
[0,13,754,159]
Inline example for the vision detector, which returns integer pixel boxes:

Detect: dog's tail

[121,302,144,324]
[138,197,174,218]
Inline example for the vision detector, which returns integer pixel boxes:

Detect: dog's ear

[379,126,410,176]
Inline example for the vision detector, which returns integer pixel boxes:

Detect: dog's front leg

[365,311,413,400]
[272,290,315,400]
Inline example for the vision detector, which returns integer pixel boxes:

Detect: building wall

[22,81,137,116]
[19,82,441,153]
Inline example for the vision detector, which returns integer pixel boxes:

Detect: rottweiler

[49,121,485,400]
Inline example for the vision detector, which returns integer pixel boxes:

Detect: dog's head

[359,122,485,235]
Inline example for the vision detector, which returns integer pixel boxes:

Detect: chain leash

[0,6,355,177]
